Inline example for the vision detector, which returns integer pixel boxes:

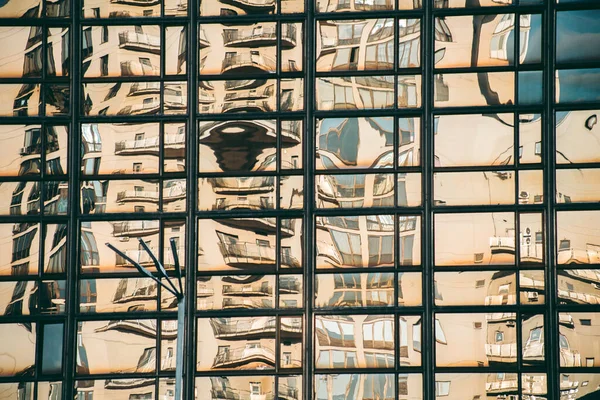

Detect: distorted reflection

[436,313,518,367]
[557,211,600,265]
[198,218,302,271]
[556,110,600,164]
[80,220,185,274]
[434,373,548,399]
[197,316,302,370]
[315,374,395,400]
[558,313,600,367]
[316,215,421,268]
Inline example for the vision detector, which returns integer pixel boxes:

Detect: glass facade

[0,0,598,399]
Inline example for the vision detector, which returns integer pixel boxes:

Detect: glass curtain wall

[0,0,599,399]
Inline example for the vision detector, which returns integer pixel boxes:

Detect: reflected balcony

[213,197,274,211]
[118,31,161,54]
[210,317,276,339]
[222,100,273,113]
[486,378,518,394]
[218,241,301,268]
[560,349,582,367]
[520,243,544,263]
[128,82,161,96]
[557,288,600,305]
[221,53,276,74]
[224,86,273,102]
[225,79,265,91]
[116,190,159,203]
[218,217,295,237]
[485,342,518,363]
[222,298,273,309]
[222,24,296,48]
[557,247,597,265]
[211,385,274,400]
[486,312,517,323]
[219,0,275,12]
[113,279,157,303]
[199,29,210,49]
[523,340,545,363]
[278,385,300,400]
[115,136,158,155]
[118,99,160,115]
[95,319,159,337]
[104,378,155,390]
[279,277,301,294]
[163,184,186,202]
[485,294,517,306]
[210,177,275,194]
[212,345,275,368]
[110,0,161,4]
[222,282,273,296]
[112,220,160,236]
[120,60,160,77]
[198,284,215,298]
[115,248,160,267]
[489,236,516,254]
[199,89,216,104]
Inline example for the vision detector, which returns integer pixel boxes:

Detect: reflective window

[0,0,591,397]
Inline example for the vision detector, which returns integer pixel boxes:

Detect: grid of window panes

[195,0,306,396]
[0,0,71,398]
[1,0,600,399]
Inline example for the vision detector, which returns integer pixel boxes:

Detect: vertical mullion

[186,0,198,398]
[421,0,434,398]
[544,1,559,400]
[64,0,80,397]
[304,0,314,397]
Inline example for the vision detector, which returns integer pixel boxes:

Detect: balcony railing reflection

[489,236,516,254]
[118,99,160,115]
[221,0,276,10]
[222,100,273,113]
[213,197,274,211]
[224,80,262,91]
[223,298,273,309]
[222,24,296,47]
[199,29,210,48]
[558,288,600,304]
[112,220,160,236]
[211,177,275,194]
[211,385,275,400]
[111,0,161,4]
[120,60,160,77]
[118,31,161,54]
[104,377,155,390]
[114,133,185,155]
[486,378,518,393]
[222,53,276,74]
[210,317,277,338]
[560,349,582,367]
[558,247,600,265]
[212,345,275,368]
[279,278,301,293]
[278,384,299,400]
[95,319,158,337]
[485,343,518,361]
[116,190,159,203]
[222,283,273,296]
[129,82,161,96]
[218,241,301,268]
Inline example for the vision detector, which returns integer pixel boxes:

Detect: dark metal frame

[0,0,599,398]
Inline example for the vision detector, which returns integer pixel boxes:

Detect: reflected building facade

[1,0,600,399]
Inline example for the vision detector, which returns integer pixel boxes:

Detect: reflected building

[198,218,302,272]
[316,215,420,269]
